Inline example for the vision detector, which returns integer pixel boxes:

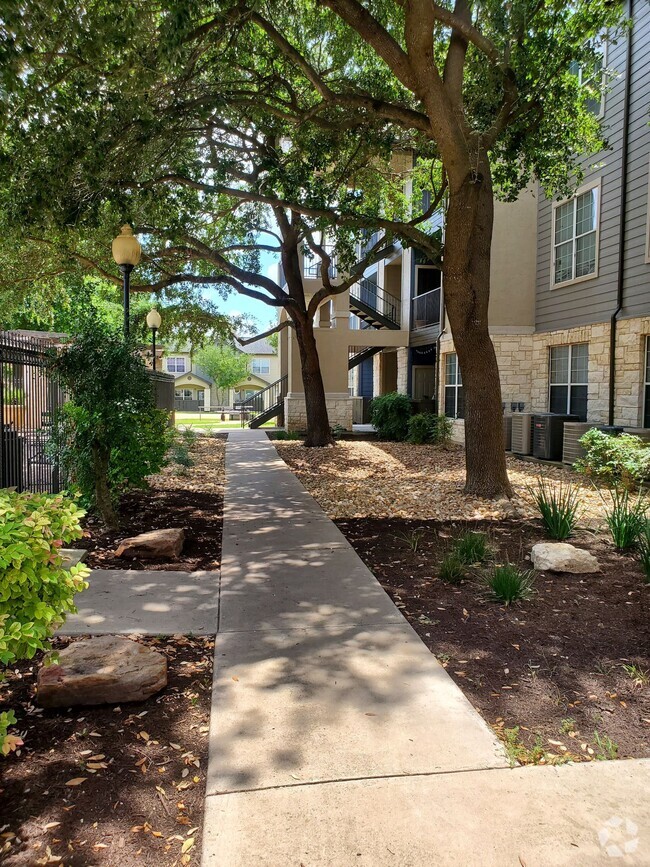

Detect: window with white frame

[251,358,270,375]
[644,337,650,428]
[167,356,186,373]
[570,49,606,117]
[175,388,193,400]
[549,343,588,420]
[552,184,599,286]
[444,353,464,419]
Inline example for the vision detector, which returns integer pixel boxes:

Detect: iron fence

[0,331,65,493]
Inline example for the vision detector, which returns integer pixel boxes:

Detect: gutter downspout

[609,0,633,425]
[435,286,446,414]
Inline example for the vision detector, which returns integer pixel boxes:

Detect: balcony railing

[412,288,441,329]
[304,245,338,279]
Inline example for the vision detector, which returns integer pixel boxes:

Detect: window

[175,388,192,400]
[251,358,270,375]
[570,55,606,117]
[444,353,464,419]
[643,337,650,427]
[549,344,588,420]
[167,356,186,373]
[415,266,442,296]
[552,183,599,286]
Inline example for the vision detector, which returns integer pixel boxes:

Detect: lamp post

[112,224,142,338]
[146,309,162,371]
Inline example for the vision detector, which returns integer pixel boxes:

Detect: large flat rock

[38,635,167,707]
[115,528,185,560]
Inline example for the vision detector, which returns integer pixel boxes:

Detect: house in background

[161,339,278,412]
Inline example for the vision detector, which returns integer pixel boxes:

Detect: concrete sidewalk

[203,430,650,866]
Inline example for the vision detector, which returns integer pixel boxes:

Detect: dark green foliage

[576,430,650,490]
[637,523,650,584]
[605,488,648,551]
[439,554,464,585]
[407,413,452,445]
[371,392,412,441]
[532,479,580,541]
[484,565,535,605]
[454,531,491,565]
[50,318,172,528]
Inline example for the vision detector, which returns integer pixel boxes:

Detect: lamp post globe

[146,309,162,371]
[112,225,142,338]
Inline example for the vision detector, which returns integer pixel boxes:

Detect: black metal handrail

[235,374,288,421]
[350,279,401,327]
[412,288,441,328]
[304,245,338,279]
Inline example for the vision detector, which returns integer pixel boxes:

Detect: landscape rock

[115,528,185,560]
[60,548,88,570]
[38,635,167,708]
[531,542,600,574]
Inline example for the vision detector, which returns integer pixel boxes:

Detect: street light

[146,309,162,371]
[112,224,142,338]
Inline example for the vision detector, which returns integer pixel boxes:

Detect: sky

[203,249,280,334]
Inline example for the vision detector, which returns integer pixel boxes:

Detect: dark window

[644,337,650,428]
[444,353,464,419]
[416,267,442,296]
[549,343,588,420]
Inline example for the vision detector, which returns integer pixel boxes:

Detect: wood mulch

[79,436,225,572]
[0,635,214,866]
[336,516,650,764]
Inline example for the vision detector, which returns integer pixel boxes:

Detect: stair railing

[235,374,288,425]
[350,279,401,327]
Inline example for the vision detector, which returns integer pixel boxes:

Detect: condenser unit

[533,414,579,461]
[562,422,594,464]
[623,427,650,442]
[510,413,534,455]
[503,415,513,451]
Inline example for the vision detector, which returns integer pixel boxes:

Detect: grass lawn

[175,412,277,431]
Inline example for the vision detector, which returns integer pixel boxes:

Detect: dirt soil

[79,437,225,572]
[0,635,213,866]
[336,517,650,764]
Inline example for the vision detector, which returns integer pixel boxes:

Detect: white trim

[548,342,589,415]
[550,178,602,290]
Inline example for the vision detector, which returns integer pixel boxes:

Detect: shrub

[637,523,650,583]
[439,553,464,584]
[407,413,453,445]
[50,318,173,528]
[0,490,90,754]
[484,564,535,605]
[370,392,412,441]
[454,531,491,564]
[531,478,580,541]
[605,488,648,550]
[576,429,650,490]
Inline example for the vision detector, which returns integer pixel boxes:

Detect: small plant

[439,553,464,584]
[453,531,491,564]
[637,522,650,583]
[531,478,580,541]
[621,663,649,686]
[181,426,198,448]
[484,564,535,605]
[502,727,547,766]
[170,442,194,472]
[395,527,426,553]
[331,424,346,440]
[273,430,302,441]
[407,413,454,445]
[370,392,412,441]
[604,488,648,550]
[560,717,576,734]
[593,730,619,761]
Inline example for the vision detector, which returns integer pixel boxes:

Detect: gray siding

[535,9,650,332]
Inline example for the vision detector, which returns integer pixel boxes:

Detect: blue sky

[203,249,280,334]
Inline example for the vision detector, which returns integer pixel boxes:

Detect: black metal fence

[0,331,65,493]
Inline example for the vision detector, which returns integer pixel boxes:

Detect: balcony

[303,245,338,279]
[412,288,441,329]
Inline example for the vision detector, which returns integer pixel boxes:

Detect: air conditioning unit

[511,413,534,455]
[562,422,593,464]
[503,415,513,451]
[623,427,650,442]
[533,414,579,461]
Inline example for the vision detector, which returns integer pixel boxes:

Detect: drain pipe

[609,0,633,425]
[434,286,446,413]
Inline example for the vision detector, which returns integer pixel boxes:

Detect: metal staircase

[349,278,401,330]
[236,375,288,428]
[348,346,383,370]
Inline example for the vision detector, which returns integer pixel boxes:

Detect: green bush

[439,553,464,584]
[484,564,535,605]
[0,490,90,754]
[531,479,580,541]
[370,392,412,441]
[407,413,453,445]
[454,531,491,564]
[605,488,648,550]
[637,523,650,583]
[576,429,650,489]
[50,318,173,528]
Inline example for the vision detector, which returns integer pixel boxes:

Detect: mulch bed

[0,635,213,866]
[79,487,223,572]
[336,517,650,763]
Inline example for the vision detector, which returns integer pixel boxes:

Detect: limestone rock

[37,636,167,708]
[115,528,184,560]
[531,542,600,574]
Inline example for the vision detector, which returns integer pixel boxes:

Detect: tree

[194,343,250,393]
[214,0,623,495]
[0,6,400,446]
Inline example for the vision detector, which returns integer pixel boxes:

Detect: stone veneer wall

[284,394,354,432]
[372,353,382,398]
[612,316,650,428]
[396,347,409,394]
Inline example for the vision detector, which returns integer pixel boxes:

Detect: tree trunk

[293,311,334,447]
[92,443,119,529]
[443,162,512,498]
